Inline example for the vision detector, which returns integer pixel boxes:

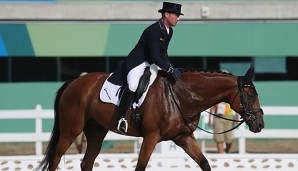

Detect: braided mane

[180,68,233,76]
[158,68,234,84]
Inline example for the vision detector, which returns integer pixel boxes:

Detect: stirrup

[117,118,128,133]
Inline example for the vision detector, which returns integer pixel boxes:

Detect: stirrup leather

[117,118,128,133]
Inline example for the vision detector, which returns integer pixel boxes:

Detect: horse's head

[230,67,264,133]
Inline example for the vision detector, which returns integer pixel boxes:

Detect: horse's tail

[35,80,74,171]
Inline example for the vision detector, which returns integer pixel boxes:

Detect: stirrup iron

[117,118,128,133]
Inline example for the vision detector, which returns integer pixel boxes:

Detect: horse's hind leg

[50,124,83,171]
[81,119,108,171]
[173,134,211,171]
[48,105,85,171]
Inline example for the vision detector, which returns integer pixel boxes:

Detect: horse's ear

[244,67,254,81]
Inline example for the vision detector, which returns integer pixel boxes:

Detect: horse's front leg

[135,133,159,171]
[173,134,211,171]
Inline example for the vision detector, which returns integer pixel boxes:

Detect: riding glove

[170,67,182,79]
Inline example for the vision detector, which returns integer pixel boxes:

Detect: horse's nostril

[259,123,264,129]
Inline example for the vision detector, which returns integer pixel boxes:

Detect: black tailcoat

[126,18,173,73]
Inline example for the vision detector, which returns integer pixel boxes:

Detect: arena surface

[1,153,298,171]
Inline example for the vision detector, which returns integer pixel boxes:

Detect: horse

[36,67,264,171]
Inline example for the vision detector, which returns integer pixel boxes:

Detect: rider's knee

[128,83,138,92]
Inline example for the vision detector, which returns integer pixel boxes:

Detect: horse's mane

[180,68,234,76]
[157,68,234,84]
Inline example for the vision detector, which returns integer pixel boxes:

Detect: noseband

[237,76,263,125]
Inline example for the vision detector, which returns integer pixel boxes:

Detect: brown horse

[36,67,264,171]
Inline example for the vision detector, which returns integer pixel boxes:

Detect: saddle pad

[99,64,159,107]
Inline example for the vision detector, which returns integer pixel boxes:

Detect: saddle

[100,61,156,129]
[108,61,151,103]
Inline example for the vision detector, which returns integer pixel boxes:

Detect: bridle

[167,76,263,134]
[237,76,263,126]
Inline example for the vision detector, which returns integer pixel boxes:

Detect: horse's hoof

[203,161,211,171]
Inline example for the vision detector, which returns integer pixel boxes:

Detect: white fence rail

[0,105,298,155]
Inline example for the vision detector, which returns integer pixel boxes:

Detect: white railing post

[35,104,43,155]
[238,123,246,154]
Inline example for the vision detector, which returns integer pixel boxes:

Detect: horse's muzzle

[244,108,264,133]
[249,117,264,133]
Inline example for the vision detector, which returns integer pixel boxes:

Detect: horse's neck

[176,72,237,114]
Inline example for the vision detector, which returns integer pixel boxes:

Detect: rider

[117,2,183,133]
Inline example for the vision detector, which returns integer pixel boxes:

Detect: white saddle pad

[99,64,159,108]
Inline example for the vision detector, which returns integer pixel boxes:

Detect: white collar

[165,26,170,34]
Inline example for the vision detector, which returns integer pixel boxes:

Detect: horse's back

[57,72,120,130]
[68,72,108,93]
[59,72,109,113]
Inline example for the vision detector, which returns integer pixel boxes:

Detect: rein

[166,80,245,135]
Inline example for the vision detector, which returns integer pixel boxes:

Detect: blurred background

[0,0,298,170]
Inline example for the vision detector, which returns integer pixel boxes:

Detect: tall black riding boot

[117,87,135,133]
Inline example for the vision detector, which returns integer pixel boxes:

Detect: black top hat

[158,2,184,15]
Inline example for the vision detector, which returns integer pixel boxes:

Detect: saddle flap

[135,67,151,102]
[100,64,159,107]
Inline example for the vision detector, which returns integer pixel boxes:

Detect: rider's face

[164,12,180,27]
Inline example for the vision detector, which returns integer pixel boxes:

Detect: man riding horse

[117,2,184,133]
[35,2,265,171]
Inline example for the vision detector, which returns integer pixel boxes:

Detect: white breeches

[127,62,150,92]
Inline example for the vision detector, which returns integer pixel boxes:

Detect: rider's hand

[168,67,182,79]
